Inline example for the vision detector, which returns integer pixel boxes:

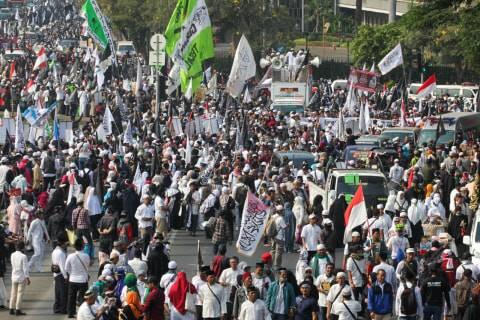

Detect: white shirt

[27,218,49,243]
[65,251,90,283]
[389,164,404,184]
[219,267,243,298]
[326,284,353,309]
[192,275,207,305]
[373,262,396,288]
[456,262,480,281]
[199,283,227,318]
[333,299,361,320]
[273,214,287,241]
[395,281,423,317]
[273,282,286,314]
[301,224,322,251]
[51,246,67,278]
[135,203,155,229]
[128,258,148,277]
[387,236,409,259]
[10,250,29,283]
[252,275,271,300]
[315,274,335,307]
[346,257,365,287]
[154,196,169,219]
[77,301,99,320]
[160,272,177,289]
[239,299,271,320]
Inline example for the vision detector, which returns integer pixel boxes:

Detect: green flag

[165,0,187,57]
[170,0,214,93]
[82,0,109,49]
[44,121,52,140]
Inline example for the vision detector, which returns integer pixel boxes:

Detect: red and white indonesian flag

[9,61,16,79]
[343,185,368,244]
[416,74,437,99]
[26,79,36,94]
[33,47,48,71]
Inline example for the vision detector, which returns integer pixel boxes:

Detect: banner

[378,43,403,75]
[236,192,270,256]
[170,0,214,92]
[81,0,109,49]
[226,35,256,98]
[348,68,378,93]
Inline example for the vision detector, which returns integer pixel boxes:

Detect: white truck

[271,81,308,114]
[319,169,389,211]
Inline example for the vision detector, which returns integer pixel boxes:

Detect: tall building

[337,0,413,24]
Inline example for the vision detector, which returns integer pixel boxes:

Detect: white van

[408,83,477,101]
[116,41,136,57]
[417,112,480,146]
[331,79,348,92]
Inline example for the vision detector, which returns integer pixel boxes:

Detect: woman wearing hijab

[121,273,143,320]
[166,271,197,320]
[328,194,347,247]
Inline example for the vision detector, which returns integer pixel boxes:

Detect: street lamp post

[301,0,305,33]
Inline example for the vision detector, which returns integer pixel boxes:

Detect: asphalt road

[1,230,344,319]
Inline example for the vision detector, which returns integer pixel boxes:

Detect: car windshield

[381,131,413,141]
[418,129,455,145]
[337,175,388,202]
[119,45,134,52]
[344,146,373,162]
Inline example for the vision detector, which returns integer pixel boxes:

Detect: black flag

[435,116,446,144]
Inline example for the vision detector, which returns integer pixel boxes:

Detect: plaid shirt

[212,217,229,244]
[72,207,90,230]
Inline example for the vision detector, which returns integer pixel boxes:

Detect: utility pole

[301,0,305,33]
[389,0,397,23]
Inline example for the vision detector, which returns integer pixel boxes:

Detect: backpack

[456,279,473,308]
[400,282,417,315]
[264,215,278,238]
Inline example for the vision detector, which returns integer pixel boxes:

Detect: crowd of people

[0,1,479,320]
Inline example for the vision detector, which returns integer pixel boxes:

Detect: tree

[207,0,295,52]
[305,0,334,33]
[351,0,480,78]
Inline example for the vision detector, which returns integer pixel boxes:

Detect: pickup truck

[318,168,389,210]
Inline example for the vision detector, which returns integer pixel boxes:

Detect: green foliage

[207,0,295,52]
[351,1,480,76]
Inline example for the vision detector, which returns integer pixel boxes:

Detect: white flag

[123,121,134,145]
[185,78,193,100]
[243,87,252,104]
[378,43,403,75]
[133,164,143,195]
[207,73,217,99]
[359,101,366,133]
[102,106,114,135]
[185,136,192,165]
[343,82,356,114]
[364,101,371,131]
[14,105,24,152]
[337,110,345,141]
[370,62,375,73]
[226,35,256,98]
[135,59,142,96]
[167,63,181,96]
